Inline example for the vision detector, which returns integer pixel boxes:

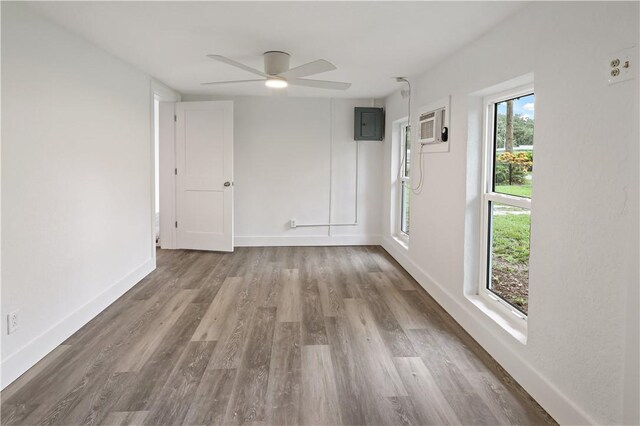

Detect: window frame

[397,120,410,243]
[479,84,534,321]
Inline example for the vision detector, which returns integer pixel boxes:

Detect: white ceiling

[27,1,528,99]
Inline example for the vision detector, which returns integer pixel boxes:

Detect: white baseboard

[234,234,380,247]
[381,236,595,426]
[1,258,155,390]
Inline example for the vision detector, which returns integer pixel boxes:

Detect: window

[481,87,534,317]
[399,121,411,238]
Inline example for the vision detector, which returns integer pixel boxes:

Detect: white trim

[153,81,180,251]
[0,1,3,397]
[381,236,595,426]
[481,83,535,196]
[151,79,181,103]
[393,117,410,242]
[389,235,409,252]
[480,82,535,194]
[466,294,527,343]
[234,235,380,247]
[158,102,177,249]
[478,82,534,322]
[397,228,409,246]
[399,121,410,238]
[148,83,157,266]
[1,258,154,389]
[485,192,531,209]
[483,84,535,111]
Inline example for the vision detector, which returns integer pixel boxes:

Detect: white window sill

[391,235,409,251]
[465,294,528,344]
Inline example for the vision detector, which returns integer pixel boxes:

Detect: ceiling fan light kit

[265,78,288,88]
[202,51,351,90]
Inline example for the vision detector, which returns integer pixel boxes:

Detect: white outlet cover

[608,46,636,85]
[7,310,19,334]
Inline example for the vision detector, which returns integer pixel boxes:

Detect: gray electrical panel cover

[354,107,384,141]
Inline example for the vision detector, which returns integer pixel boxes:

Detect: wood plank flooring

[1,246,556,425]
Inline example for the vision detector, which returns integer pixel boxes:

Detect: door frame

[150,80,180,256]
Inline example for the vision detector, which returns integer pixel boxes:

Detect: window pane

[401,184,410,234]
[493,94,534,198]
[404,125,411,177]
[488,202,530,314]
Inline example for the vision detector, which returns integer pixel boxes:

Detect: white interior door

[176,101,233,251]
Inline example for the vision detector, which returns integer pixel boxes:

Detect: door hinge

[175,221,178,228]
[174,114,177,122]
[174,168,177,175]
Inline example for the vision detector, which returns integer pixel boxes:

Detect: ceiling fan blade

[279,59,336,79]
[207,55,269,78]
[289,78,351,90]
[200,79,265,85]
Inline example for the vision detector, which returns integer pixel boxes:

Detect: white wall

[180,95,383,246]
[0,3,169,388]
[381,2,639,425]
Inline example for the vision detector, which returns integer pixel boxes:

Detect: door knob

[224,181,232,187]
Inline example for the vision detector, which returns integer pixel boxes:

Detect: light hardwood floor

[1,246,555,425]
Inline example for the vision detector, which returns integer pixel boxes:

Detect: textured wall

[381,2,638,424]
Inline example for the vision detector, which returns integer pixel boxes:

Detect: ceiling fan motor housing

[263,51,290,76]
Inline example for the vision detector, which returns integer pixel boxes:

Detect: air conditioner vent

[418,107,445,145]
[421,120,434,140]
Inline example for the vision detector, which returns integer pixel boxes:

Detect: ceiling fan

[201,51,351,90]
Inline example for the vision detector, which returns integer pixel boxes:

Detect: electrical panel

[354,107,384,141]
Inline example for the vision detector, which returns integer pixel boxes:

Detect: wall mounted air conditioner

[418,108,446,145]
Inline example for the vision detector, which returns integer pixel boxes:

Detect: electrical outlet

[290,219,297,228]
[7,310,19,334]
[608,47,635,85]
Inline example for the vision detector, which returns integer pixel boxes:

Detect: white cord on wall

[396,77,425,195]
